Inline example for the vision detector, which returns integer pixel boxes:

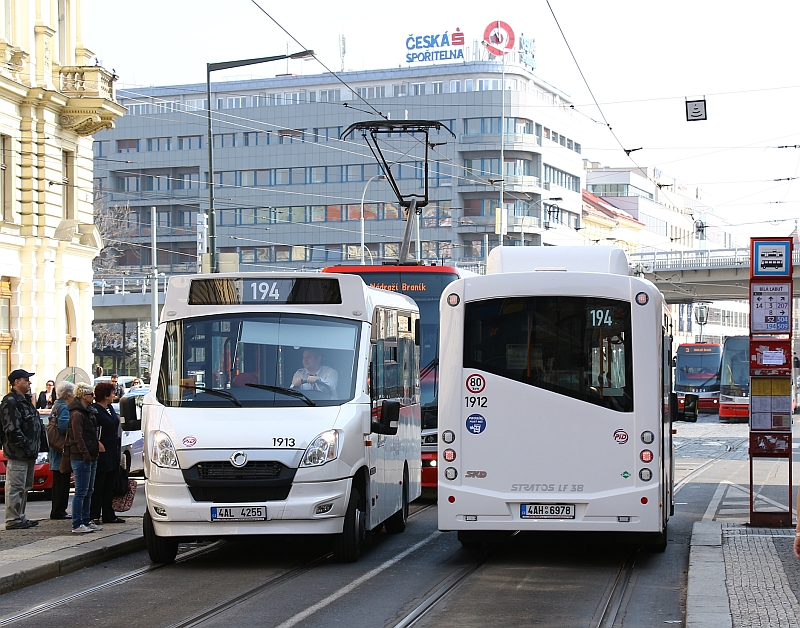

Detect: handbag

[111,479,137,513]
[58,419,73,474]
[46,414,66,451]
[113,465,129,497]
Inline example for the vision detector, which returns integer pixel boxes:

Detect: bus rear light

[442,430,455,444]
[640,450,654,463]
[618,516,630,522]
[444,467,458,480]
[465,515,477,521]
[447,294,460,307]
[448,496,455,503]
[641,497,648,504]
[640,431,654,444]
[443,449,456,462]
[639,468,652,482]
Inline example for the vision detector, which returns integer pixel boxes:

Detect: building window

[319,89,341,103]
[153,101,179,113]
[0,135,9,222]
[226,96,248,109]
[478,79,492,91]
[312,126,342,142]
[117,139,139,153]
[465,79,474,92]
[157,211,171,227]
[185,99,207,111]
[178,136,202,150]
[243,132,267,146]
[62,150,74,219]
[146,137,171,152]
[449,80,461,93]
[393,83,407,97]
[431,82,443,95]
[116,176,139,192]
[213,134,236,148]
[177,173,199,190]
[412,82,425,96]
[93,140,110,157]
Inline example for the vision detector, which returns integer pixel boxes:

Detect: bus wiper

[245,384,316,407]
[182,384,242,407]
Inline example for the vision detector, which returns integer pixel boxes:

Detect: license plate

[520,504,575,519]
[211,506,266,521]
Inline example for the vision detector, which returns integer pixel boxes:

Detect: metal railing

[93,275,169,296]
[629,248,800,271]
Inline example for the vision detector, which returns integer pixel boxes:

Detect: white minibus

[438,247,674,550]
[121,273,421,563]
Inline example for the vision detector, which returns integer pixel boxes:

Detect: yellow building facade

[0,0,123,393]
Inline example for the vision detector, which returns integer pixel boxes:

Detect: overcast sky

[83,0,800,240]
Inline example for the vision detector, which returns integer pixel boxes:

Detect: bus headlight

[151,430,179,468]
[301,430,339,467]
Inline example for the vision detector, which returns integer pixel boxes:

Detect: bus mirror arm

[373,400,400,436]
[119,395,142,431]
[669,392,680,423]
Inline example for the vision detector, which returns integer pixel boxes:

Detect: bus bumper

[146,477,350,537]
[421,452,438,489]
[719,403,749,419]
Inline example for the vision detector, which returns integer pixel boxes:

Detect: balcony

[459,133,542,148]
[458,175,541,193]
[56,66,126,136]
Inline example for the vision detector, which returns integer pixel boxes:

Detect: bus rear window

[464,296,633,412]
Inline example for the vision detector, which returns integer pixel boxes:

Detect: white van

[122,273,422,563]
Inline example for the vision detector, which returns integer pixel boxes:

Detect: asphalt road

[0,413,796,628]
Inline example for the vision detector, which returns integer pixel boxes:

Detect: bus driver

[291,349,338,396]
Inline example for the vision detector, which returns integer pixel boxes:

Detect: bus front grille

[195,461,284,480]
[188,486,292,503]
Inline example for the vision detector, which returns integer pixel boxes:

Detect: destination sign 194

[750,282,792,333]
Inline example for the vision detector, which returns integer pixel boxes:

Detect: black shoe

[103,517,126,524]
[25,519,38,527]
[6,520,34,530]
[51,513,71,520]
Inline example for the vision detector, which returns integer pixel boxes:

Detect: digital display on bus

[188,278,342,306]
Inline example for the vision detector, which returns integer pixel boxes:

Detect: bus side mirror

[373,400,399,436]
[119,395,142,431]
[414,319,421,346]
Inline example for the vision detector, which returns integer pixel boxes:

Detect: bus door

[662,322,674,519]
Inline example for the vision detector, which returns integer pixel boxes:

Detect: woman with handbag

[47,381,75,519]
[68,382,104,533]
[90,382,124,524]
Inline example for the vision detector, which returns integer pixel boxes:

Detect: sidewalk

[0,480,146,595]
[687,520,800,628]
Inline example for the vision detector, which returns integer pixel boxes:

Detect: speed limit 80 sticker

[465,374,486,394]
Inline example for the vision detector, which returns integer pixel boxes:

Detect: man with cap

[0,369,45,529]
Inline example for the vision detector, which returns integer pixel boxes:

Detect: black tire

[144,509,179,564]
[643,526,668,553]
[458,530,484,550]
[333,486,364,563]
[385,468,409,534]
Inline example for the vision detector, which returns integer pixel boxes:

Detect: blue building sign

[405,28,465,63]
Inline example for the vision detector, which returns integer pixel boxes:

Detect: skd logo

[613,429,628,445]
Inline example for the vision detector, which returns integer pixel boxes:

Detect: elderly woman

[48,381,75,519]
[68,382,104,533]
[90,382,124,524]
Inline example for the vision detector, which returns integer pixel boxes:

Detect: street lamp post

[206,49,314,272]
[360,174,384,265]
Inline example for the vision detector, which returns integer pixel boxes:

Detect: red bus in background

[674,342,722,412]
[719,336,749,422]
[324,264,471,492]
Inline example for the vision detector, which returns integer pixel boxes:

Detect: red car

[0,410,54,498]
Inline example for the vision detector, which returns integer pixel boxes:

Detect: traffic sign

[750,237,792,278]
[750,281,791,333]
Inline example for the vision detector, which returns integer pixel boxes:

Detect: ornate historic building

[0,1,123,392]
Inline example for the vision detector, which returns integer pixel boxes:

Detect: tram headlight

[641,431,655,444]
[444,467,458,480]
[300,430,339,467]
[639,468,653,482]
[151,430,179,468]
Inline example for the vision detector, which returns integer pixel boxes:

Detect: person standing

[0,369,44,530]
[90,382,124,524]
[36,380,55,410]
[48,381,75,520]
[110,374,124,403]
[68,382,104,533]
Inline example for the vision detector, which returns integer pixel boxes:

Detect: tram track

[674,436,748,494]
[0,502,435,628]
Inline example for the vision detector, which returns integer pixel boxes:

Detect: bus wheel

[385,468,409,534]
[144,510,179,564]
[643,527,668,553]
[333,487,364,563]
[458,530,485,550]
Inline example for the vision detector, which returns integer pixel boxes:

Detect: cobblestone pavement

[723,525,800,628]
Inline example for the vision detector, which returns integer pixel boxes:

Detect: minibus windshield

[156,313,361,407]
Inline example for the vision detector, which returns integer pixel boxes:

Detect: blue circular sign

[466,414,486,434]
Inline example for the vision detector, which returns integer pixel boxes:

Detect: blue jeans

[71,460,97,529]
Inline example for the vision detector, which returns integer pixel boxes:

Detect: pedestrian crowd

[2,369,126,531]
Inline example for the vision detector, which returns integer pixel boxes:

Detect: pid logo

[613,429,628,445]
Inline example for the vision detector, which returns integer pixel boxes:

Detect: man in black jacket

[1,369,43,530]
